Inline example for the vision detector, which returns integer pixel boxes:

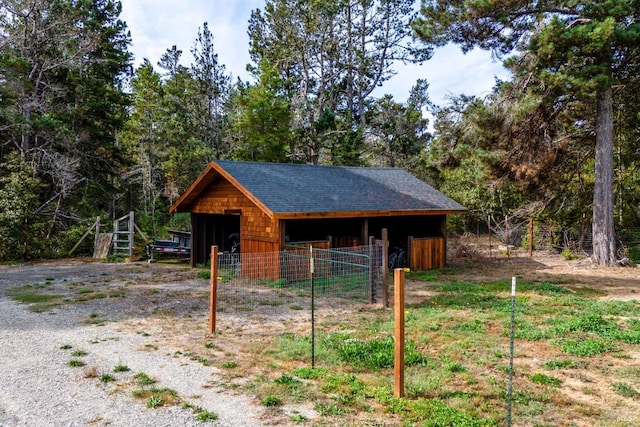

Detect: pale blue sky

[120,0,510,107]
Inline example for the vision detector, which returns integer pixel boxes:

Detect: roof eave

[273,209,467,220]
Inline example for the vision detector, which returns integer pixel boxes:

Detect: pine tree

[413,0,640,266]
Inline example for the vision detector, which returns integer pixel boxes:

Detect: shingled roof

[170,160,466,217]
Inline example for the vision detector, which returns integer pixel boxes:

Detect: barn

[169,160,466,270]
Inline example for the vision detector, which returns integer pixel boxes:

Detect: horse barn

[169,160,466,270]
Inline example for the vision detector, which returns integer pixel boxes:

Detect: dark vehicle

[146,230,191,256]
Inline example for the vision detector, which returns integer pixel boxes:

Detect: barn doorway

[191,213,240,265]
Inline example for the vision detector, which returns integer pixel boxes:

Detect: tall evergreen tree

[191,22,231,160]
[248,0,431,165]
[413,0,640,266]
[0,0,131,257]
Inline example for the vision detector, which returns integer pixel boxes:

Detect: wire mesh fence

[468,218,640,261]
[214,244,384,314]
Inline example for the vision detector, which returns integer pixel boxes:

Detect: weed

[401,398,489,426]
[188,354,210,366]
[530,372,561,387]
[322,334,428,369]
[612,382,640,399]
[561,249,578,260]
[204,342,214,349]
[560,339,616,357]
[315,402,343,415]
[195,409,218,422]
[446,362,467,373]
[291,367,328,379]
[290,413,308,423]
[267,278,288,288]
[275,374,301,385]
[133,372,156,386]
[221,361,237,369]
[532,282,569,295]
[146,396,163,408]
[261,395,282,407]
[133,387,179,407]
[68,359,86,367]
[541,359,576,370]
[60,344,72,350]
[114,364,130,372]
[71,349,88,357]
[100,374,116,383]
[196,270,211,280]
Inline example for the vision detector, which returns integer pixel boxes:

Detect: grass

[182,402,219,422]
[232,269,640,426]
[132,387,180,408]
[133,372,156,386]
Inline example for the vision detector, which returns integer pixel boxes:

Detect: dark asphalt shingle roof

[215,160,466,214]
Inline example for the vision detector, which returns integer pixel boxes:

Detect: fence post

[529,218,533,257]
[394,268,405,398]
[507,276,516,426]
[382,228,389,308]
[368,235,375,304]
[488,215,492,259]
[209,246,218,334]
[310,245,315,368]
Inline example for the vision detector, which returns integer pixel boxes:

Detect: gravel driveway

[0,261,266,427]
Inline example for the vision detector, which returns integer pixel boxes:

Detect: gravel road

[0,261,266,427]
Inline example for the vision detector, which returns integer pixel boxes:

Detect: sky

[119,0,510,107]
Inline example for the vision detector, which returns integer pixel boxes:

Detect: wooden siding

[191,178,280,253]
[408,237,445,270]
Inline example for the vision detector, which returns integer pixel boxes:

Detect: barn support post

[208,245,218,334]
[394,268,405,398]
[382,228,389,308]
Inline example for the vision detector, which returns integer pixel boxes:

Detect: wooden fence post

[369,235,375,303]
[529,218,534,257]
[382,228,389,308]
[394,268,405,398]
[209,246,218,334]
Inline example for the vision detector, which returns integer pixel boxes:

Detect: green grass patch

[221,361,238,369]
[541,359,576,370]
[559,339,616,356]
[68,359,85,367]
[261,395,282,407]
[322,334,428,370]
[133,372,156,386]
[530,372,561,387]
[114,364,130,372]
[100,374,116,383]
[612,382,640,399]
[132,387,180,407]
[7,285,63,311]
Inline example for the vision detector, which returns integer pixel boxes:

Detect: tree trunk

[592,86,617,266]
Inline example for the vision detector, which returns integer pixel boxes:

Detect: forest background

[0,0,638,266]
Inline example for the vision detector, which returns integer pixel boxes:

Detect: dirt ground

[1,240,639,426]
